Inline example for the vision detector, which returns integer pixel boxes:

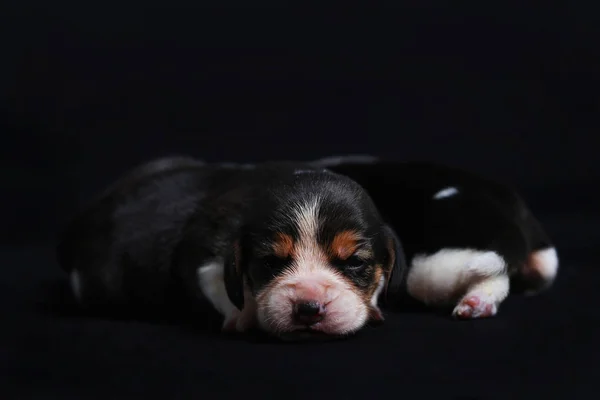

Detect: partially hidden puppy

[56,157,405,339]
[312,156,559,319]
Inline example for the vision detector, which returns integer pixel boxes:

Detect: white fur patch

[70,270,82,302]
[370,275,386,309]
[197,260,239,326]
[255,197,369,336]
[293,197,321,244]
[407,249,507,305]
[433,186,459,200]
[529,247,559,282]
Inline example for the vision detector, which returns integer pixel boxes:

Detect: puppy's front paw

[222,312,241,332]
[452,294,498,319]
[221,309,256,333]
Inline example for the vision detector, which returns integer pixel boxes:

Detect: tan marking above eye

[272,232,294,258]
[330,230,364,260]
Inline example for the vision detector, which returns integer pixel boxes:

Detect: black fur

[57,158,402,330]
[312,157,556,298]
[380,224,410,307]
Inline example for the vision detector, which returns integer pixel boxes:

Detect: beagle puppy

[57,157,405,339]
[311,156,559,319]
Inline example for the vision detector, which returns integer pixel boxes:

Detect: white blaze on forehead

[289,195,337,271]
[294,197,321,243]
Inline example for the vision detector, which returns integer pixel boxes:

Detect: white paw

[221,308,256,333]
[452,293,499,319]
[222,311,240,332]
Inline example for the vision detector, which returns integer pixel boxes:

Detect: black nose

[293,301,325,325]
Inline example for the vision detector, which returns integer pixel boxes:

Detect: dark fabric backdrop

[2,4,599,399]
[3,4,598,244]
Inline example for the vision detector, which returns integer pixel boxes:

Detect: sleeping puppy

[311,156,559,319]
[56,157,405,339]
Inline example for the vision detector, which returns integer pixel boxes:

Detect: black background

[2,3,599,399]
[4,4,599,244]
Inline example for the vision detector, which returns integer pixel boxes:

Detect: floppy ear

[223,239,245,311]
[381,224,408,308]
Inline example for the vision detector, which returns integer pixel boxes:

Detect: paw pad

[452,295,497,319]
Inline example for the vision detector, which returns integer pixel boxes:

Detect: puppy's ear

[381,224,408,308]
[223,239,245,311]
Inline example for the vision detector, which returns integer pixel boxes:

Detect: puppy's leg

[173,230,255,332]
[516,213,559,295]
[485,188,559,295]
[403,186,536,318]
[407,249,509,319]
[196,261,239,330]
[453,274,509,319]
[196,261,255,332]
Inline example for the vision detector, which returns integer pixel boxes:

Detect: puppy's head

[225,170,404,339]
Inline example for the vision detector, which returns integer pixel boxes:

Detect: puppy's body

[312,156,558,319]
[58,160,238,308]
[57,158,402,338]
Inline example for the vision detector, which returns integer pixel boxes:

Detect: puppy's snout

[293,300,326,325]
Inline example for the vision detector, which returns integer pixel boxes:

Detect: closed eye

[332,255,369,270]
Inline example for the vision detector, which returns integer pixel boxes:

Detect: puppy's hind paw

[452,295,498,320]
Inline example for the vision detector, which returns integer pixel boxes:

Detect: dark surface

[3,3,599,399]
[2,223,599,398]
